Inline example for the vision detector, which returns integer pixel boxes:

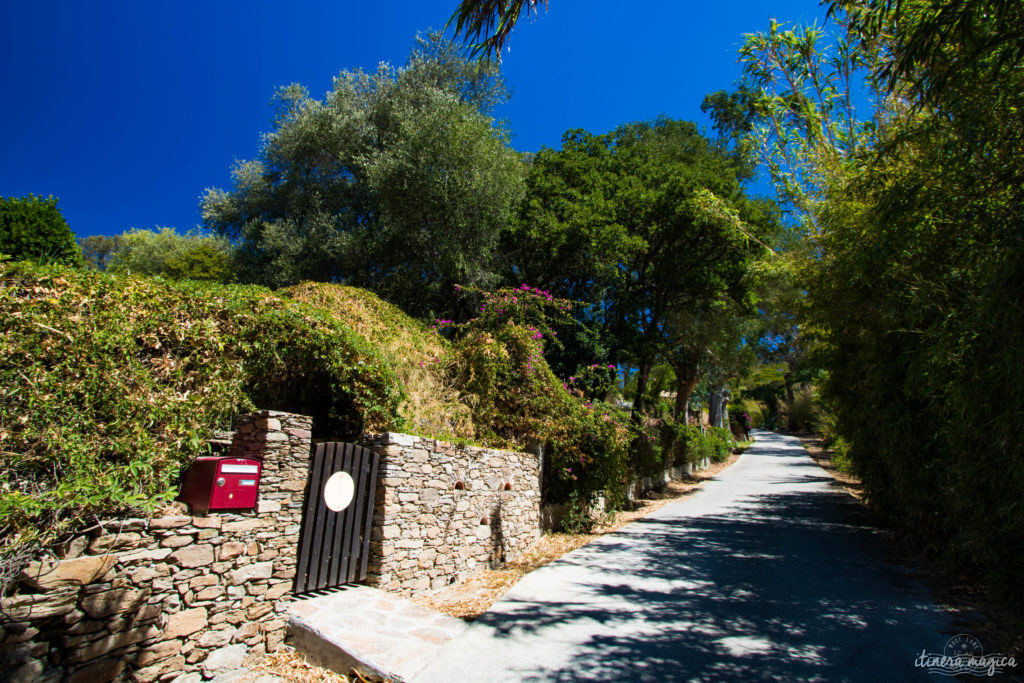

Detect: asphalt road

[414,430,960,682]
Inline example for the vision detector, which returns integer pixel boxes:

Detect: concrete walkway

[287,586,468,681]
[414,431,956,682]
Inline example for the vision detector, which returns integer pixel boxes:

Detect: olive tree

[202,33,525,319]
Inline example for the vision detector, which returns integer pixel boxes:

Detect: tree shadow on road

[474,486,957,682]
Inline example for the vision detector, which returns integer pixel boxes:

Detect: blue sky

[0,1,827,239]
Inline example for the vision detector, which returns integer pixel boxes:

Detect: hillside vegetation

[285,282,475,440]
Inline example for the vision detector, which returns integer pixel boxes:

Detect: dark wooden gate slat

[344,443,361,583]
[325,443,344,588]
[338,447,357,584]
[358,450,380,581]
[347,449,371,582]
[312,441,339,590]
[323,443,342,588]
[340,450,363,583]
[316,442,334,592]
[330,443,354,587]
[315,442,341,591]
[302,443,321,592]
[305,441,333,592]
[293,442,325,593]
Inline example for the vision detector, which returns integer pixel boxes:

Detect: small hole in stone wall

[503,482,512,491]
[480,516,490,525]
[454,481,466,490]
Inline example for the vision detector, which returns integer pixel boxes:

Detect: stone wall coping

[247,410,293,418]
[365,432,536,459]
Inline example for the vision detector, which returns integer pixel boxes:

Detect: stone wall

[362,433,541,596]
[1,421,546,680]
[623,458,711,501]
[0,411,312,683]
[540,459,714,532]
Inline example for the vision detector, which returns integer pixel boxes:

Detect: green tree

[0,195,81,265]
[738,1,1024,605]
[79,234,124,270]
[507,118,768,418]
[202,32,525,319]
[665,294,758,425]
[735,17,885,237]
[108,228,235,283]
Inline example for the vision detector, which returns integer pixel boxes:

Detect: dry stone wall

[0,411,312,683]
[1,418,546,681]
[361,433,541,595]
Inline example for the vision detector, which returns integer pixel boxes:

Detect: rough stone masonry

[1,413,543,681]
[361,433,541,596]
[0,411,311,683]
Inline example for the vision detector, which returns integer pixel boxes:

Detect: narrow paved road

[414,431,957,682]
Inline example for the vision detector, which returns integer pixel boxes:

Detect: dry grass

[285,282,475,439]
[415,451,743,620]
[793,433,865,500]
[245,645,349,682]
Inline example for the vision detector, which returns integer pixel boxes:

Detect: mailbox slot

[179,457,262,514]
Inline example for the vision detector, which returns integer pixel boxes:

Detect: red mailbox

[178,457,262,514]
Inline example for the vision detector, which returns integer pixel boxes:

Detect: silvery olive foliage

[202,32,525,319]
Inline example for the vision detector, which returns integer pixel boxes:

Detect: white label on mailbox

[239,479,256,486]
[221,464,258,474]
[323,472,355,512]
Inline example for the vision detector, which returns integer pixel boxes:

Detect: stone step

[286,586,468,682]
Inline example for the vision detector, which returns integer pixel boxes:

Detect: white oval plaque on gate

[323,471,355,512]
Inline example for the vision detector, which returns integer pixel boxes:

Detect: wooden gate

[294,442,380,594]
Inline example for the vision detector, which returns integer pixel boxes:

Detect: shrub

[741,398,765,428]
[817,405,853,473]
[285,282,474,440]
[786,386,821,432]
[108,227,235,283]
[708,427,736,462]
[669,425,735,465]
[0,195,81,265]
[546,400,631,507]
[0,262,402,578]
[632,425,665,477]
[561,490,596,534]
[568,363,619,400]
[444,286,631,506]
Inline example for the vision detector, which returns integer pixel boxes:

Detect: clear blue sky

[0,1,826,239]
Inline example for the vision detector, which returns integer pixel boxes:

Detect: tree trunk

[631,356,653,422]
[650,372,666,410]
[784,372,796,431]
[708,385,727,429]
[673,361,700,424]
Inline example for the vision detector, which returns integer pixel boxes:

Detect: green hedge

[0,195,81,265]
[0,262,402,562]
[660,423,735,466]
